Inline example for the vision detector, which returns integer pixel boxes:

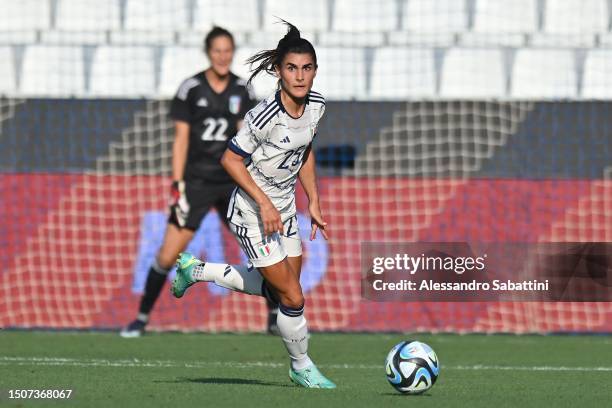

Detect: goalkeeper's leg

[120,224,194,338]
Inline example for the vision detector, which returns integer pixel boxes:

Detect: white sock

[191,262,263,296]
[277,304,313,371]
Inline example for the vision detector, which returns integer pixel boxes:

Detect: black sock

[138,266,169,317]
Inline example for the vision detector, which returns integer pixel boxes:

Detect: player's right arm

[221,149,283,236]
[221,108,283,236]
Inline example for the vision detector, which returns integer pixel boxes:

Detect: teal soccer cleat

[171,253,200,298]
[289,364,336,389]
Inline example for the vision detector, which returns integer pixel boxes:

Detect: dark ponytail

[246,20,317,86]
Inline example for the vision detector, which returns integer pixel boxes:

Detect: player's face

[276,52,317,100]
[207,35,234,77]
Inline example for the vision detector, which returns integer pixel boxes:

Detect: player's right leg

[120,224,194,338]
[172,219,335,388]
[256,260,335,389]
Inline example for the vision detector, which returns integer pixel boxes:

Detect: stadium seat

[124,0,190,30]
[55,0,121,31]
[41,30,107,45]
[177,31,247,47]
[599,32,612,47]
[0,0,50,30]
[90,46,156,97]
[511,49,577,98]
[318,31,385,47]
[0,31,38,45]
[402,0,467,33]
[232,47,278,99]
[461,0,535,47]
[0,47,16,94]
[332,0,398,32]
[110,30,175,46]
[388,31,455,47]
[581,50,612,99]
[440,48,506,99]
[472,0,538,33]
[314,47,367,100]
[263,0,329,32]
[193,0,259,32]
[20,46,85,96]
[542,0,608,34]
[158,46,209,98]
[369,47,436,99]
[249,31,317,48]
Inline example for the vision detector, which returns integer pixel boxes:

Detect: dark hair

[204,26,235,53]
[246,20,317,85]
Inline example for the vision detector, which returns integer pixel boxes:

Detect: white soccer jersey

[227,89,325,225]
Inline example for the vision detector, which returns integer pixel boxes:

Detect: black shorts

[168,181,235,231]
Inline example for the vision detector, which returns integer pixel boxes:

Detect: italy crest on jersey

[258,243,271,257]
[229,95,241,114]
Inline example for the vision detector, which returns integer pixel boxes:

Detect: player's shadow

[381,392,433,398]
[158,377,291,388]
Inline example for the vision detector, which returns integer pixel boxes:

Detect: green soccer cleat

[289,364,336,389]
[171,252,200,298]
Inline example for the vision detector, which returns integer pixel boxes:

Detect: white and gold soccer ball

[384,340,440,394]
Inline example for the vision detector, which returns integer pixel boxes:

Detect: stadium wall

[1,99,610,333]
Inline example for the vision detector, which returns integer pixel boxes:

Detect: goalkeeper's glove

[169,180,190,228]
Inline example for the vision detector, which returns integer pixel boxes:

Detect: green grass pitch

[1,332,611,407]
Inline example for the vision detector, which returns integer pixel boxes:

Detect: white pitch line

[1,357,612,372]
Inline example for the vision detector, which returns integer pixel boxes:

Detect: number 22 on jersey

[201,118,228,141]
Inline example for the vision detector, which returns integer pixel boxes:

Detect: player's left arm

[299,144,328,241]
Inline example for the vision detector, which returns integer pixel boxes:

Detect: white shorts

[230,215,302,268]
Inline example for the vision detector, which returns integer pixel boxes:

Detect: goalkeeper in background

[121,27,283,337]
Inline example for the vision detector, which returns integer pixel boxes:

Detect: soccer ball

[384,340,439,394]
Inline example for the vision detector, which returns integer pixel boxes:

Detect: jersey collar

[275,90,307,120]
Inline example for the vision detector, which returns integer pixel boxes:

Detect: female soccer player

[171,22,336,389]
[120,26,258,337]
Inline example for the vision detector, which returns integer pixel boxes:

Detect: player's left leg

[256,258,335,389]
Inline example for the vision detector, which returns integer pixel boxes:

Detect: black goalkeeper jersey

[169,71,257,184]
